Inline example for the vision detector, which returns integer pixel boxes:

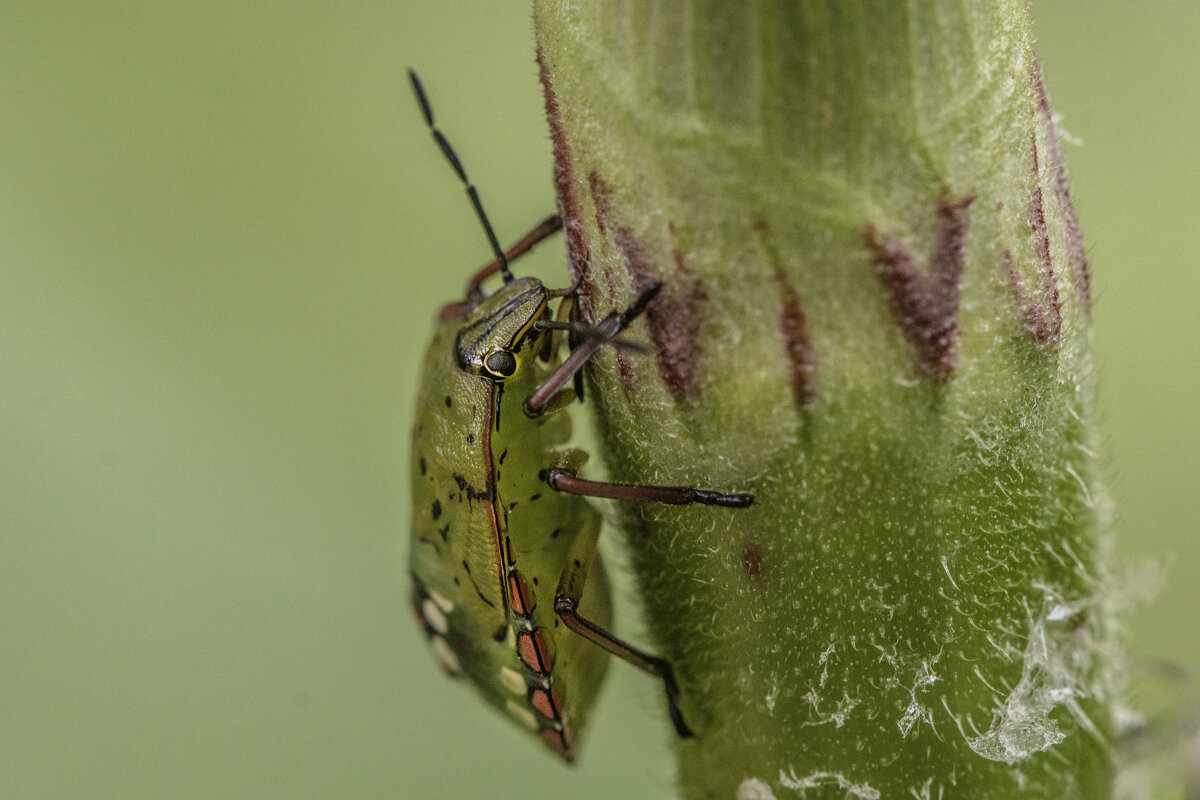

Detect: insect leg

[546,468,754,508]
[466,213,563,297]
[537,292,576,363]
[553,534,694,738]
[524,284,662,418]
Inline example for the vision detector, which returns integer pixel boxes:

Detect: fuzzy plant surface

[532,1,1119,798]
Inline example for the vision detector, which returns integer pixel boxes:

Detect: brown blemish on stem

[536,45,592,316]
[1029,178,1052,275]
[1004,249,1061,345]
[1004,138,1064,345]
[1033,61,1091,308]
[589,171,708,403]
[864,194,975,382]
[756,220,818,410]
[776,273,818,410]
[742,541,765,579]
[614,350,637,400]
[659,248,708,403]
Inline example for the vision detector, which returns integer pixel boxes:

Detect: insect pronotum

[406,69,754,762]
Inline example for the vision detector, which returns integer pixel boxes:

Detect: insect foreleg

[552,532,694,739]
[523,284,662,418]
[538,292,576,364]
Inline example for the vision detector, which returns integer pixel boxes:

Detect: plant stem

[534,2,1116,797]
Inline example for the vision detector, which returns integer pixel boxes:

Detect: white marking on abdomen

[506,698,539,731]
[499,666,526,695]
[431,635,461,675]
[422,599,449,635]
[428,589,454,614]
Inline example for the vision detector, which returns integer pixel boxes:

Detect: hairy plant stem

[533,2,1116,797]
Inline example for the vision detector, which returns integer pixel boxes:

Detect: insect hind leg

[553,553,694,738]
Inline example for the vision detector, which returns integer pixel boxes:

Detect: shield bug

[407,70,753,762]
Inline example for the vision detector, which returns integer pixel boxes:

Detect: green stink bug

[407,70,753,762]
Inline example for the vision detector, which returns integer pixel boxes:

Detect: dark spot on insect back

[466,433,474,445]
[452,473,494,503]
[444,395,452,408]
[499,449,508,465]
[419,457,426,476]
[431,500,442,521]
[590,171,707,403]
[864,193,974,383]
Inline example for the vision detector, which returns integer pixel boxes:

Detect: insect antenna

[408,68,513,284]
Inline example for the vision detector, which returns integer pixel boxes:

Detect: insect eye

[483,349,518,380]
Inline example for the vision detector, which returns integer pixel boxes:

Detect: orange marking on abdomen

[541,726,573,760]
[530,682,562,721]
[507,569,535,616]
[517,628,555,675]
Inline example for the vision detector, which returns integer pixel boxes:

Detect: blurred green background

[0,3,1194,798]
